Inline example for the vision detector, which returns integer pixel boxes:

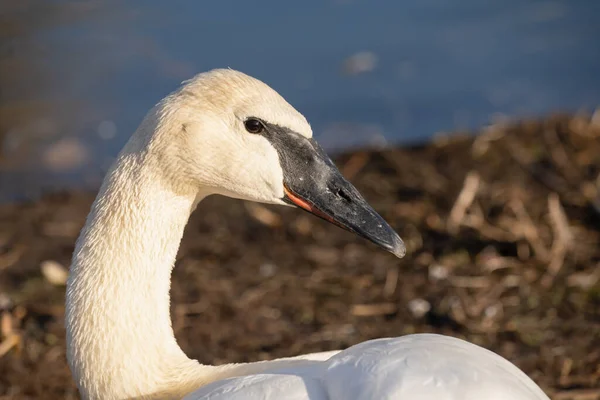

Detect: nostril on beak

[336,188,352,202]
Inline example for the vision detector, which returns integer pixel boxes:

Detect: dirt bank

[1,113,599,399]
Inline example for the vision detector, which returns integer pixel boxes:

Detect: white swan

[66,69,549,400]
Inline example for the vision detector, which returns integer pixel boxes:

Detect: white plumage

[65,69,549,399]
[188,335,547,399]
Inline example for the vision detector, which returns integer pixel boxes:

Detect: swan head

[144,68,405,258]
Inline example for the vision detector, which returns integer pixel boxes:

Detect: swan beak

[278,136,406,258]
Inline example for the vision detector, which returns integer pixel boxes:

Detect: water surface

[1,0,599,200]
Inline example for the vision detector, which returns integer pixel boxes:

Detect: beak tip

[391,235,406,258]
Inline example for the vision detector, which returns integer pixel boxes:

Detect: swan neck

[65,151,204,399]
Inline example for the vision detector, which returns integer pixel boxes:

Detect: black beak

[261,123,405,258]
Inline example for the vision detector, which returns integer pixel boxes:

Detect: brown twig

[449,276,490,289]
[0,310,22,358]
[507,140,573,201]
[351,303,397,317]
[342,152,370,179]
[0,334,20,358]
[552,388,600,400]
[462,204,516,242]
[544,128,580,182]
[448,171,480,234]
[471,123,506,157]
[383,266,398,298]
[244,203,282,227]
[0,245,25,271]
[542,193,573,288]
[508,199,550,261]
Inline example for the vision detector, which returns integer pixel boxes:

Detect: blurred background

[1,1,599,399]
[1,0,599,201]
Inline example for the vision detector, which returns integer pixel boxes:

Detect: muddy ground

[1,114,599,399]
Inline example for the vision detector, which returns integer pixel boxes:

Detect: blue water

[1,0,600,200]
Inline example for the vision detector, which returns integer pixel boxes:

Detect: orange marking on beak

[283,185,336,224]
[284,186,312,212]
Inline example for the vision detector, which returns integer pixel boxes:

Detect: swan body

[186,335,546,400]
[65,69,549,399]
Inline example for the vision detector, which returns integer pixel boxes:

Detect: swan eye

[244,118,264,134]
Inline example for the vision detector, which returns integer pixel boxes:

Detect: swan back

[185,335,549,400]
